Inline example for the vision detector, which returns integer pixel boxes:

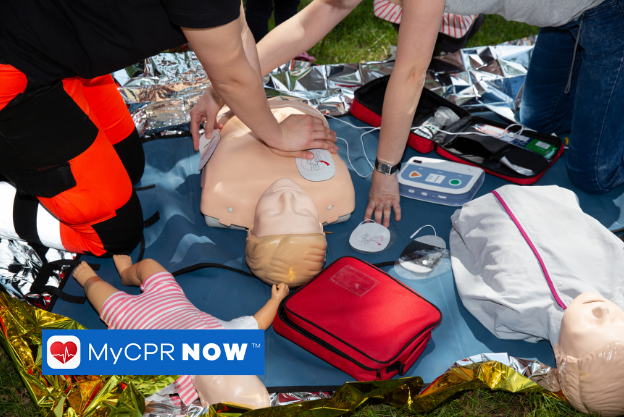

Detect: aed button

[449,179,461,186]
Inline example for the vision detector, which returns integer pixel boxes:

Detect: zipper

[277,304,379,372]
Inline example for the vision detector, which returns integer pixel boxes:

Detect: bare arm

[240,4,262,75]
[116,259,169,286]
[186,8,336,158]
[256,0,362,76]
[365,0,446,226]
[253,283,289,329]
[183,14,280,147]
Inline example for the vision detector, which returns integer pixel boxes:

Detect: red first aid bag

[273,257,442,381]
[351,75,564,185]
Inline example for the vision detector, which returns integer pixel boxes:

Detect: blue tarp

[53,115,624,389]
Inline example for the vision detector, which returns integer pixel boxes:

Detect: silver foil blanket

[114,37,536,136]
[451,352,557,392]
[142,352,554,417]
[0,238,74,310]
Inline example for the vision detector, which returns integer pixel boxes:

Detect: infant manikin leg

[0,181,65,251]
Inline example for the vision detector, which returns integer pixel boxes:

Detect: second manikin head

[246,178,327,287]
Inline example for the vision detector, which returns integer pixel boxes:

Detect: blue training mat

[53,115,624,389]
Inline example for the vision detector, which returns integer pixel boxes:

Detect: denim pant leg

[246,0,274,42]
[519,26,581,135]
[567,0,624,194]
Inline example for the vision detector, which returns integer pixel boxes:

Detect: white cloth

[450,185,624,347]
[444,0,605,27]
[215,316,259,330]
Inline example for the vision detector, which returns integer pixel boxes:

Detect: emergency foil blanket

[0,292,177,417]
[115,37,535,136]
[1,290,567,417]
[0,238,74,310]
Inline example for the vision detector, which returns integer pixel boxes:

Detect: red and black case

[351,75,564,185]
[273,257,442,381]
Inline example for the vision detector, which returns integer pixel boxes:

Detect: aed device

[398,157,484,206]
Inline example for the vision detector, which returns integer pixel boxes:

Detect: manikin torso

[201,100,355,229]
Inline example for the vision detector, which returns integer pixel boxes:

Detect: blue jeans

[519,0,624,194]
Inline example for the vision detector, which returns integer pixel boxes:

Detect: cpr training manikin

[201,99,353,286]
[201,100,355,229]
[450,185,624,416]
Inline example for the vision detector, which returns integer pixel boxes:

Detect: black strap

[141,130,191,143]
[29,259,100,304]
[136,211,160,263]
[172,262,256,278]
[134,184,155,191]
[143,211,160,228]
[386,360,402,374]
[373,261,395,268]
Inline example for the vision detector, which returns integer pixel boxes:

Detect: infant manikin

[246,178,326,286]
[72,256,287,409]
[200,100,355,229]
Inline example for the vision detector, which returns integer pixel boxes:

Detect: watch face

[376,161,398,175]
[377,165,391,174]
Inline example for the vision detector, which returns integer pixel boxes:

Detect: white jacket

[450,185,624,347]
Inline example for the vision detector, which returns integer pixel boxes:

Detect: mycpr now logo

[42,330,264,375]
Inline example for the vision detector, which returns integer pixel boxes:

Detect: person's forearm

[376,72,427,165]
[184,17,282,143]
[211,58,281,141]
[257,0,361,76]
[240,4,262,76]
[376,0,445,165]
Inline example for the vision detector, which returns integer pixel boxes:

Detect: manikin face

[557,292,624,358]
[252,178,322,237]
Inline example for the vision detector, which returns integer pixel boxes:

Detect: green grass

[271,0,539,65]
[0,344,40,417]
[353,390,591,417]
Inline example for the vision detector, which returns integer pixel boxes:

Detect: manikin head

[246,178,327,286]
[554,292,624,416]
[193,375,270,409]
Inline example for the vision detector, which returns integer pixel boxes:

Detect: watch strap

[375,159,402,175]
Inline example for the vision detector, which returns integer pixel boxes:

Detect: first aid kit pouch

[351,75,471,154]
[273,257,442,381]
[351,75,564,185]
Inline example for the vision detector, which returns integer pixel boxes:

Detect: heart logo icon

[50,341,78,364]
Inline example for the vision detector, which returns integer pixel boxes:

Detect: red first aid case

[273,257,442,381]
[351,75,564,185]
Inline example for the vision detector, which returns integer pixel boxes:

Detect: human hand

[190,86,225,151]
[272,283,290,301]
[364,170,402,227]
[265,114,338,159]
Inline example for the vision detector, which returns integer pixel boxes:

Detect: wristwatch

[374,159,402,175]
